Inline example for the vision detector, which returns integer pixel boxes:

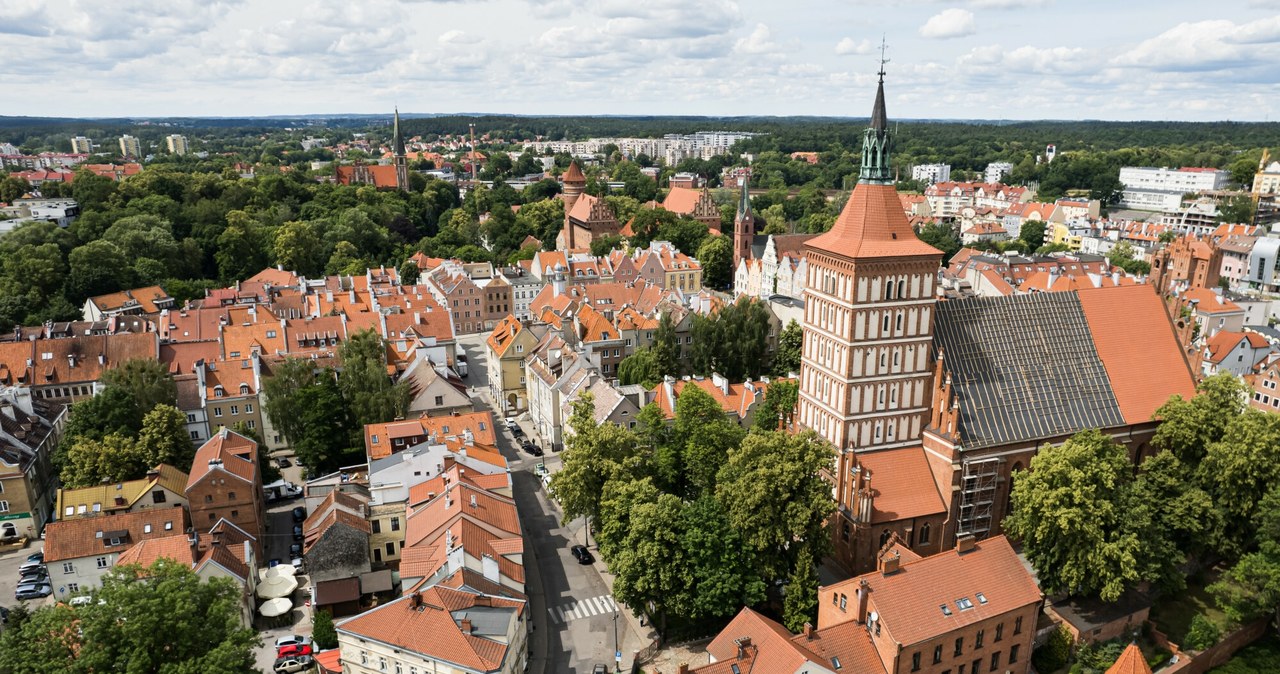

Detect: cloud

[1112,16,1280,72]
[735,23,777,54]
[0,0,53,36]
[958,44,1097,75]
[439,29,481,45]
[835,37,875,55]
[969,0,1049,7]
[920,8,976,39]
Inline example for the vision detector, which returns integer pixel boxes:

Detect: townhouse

[43,507,192,601]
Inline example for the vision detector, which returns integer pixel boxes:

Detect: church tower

[392,108,409,192]
[797,66,943,554]
[733,175,755,270]
[559,161,586,250]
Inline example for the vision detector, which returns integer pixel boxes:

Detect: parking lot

[0,540,51,620]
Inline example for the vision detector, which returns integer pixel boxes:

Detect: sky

[2,0,1280,121]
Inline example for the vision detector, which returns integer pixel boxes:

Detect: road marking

[548,594,618,624]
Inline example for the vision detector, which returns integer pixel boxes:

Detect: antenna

[877,36,890,83]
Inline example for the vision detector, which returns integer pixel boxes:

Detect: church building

[797,72,1197,574]
[556,161,622,251]
[334,109,411,192]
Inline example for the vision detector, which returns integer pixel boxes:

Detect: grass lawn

[1150,583,1230,644]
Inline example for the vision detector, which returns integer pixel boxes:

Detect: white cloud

[735,23,777,54]
[835,37,875,55]
[438,29,481,45]
[920,8,976,39]
[958,44,1096,75]
[1112,16,1280,72]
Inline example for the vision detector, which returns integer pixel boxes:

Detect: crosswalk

[548,595,618,624]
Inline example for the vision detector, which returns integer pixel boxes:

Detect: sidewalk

[591,548,660,672]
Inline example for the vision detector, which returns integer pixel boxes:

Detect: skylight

[957,597,975,611]
[940,604,953,616]
[976,592,988,604]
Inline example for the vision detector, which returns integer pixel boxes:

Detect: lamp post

[613,611,620,673]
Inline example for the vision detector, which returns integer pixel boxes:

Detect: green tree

[338,329,410,428]
[263,357,320,448]
[214,223,266,283]
[597,477,662,562]
[783,543,819,633]
[1005,429,1167,601]
[312,609,339,649]
[590,234,624,257]
[60,433,149,489]
[0,559,259,674]
[1211,487,1280,626]
[773,319,802,375]
[102,358,178,414]
[715,430,834,585]
[617,347,662,388]
[136,404,196,469]
[292,375,357,473]
[680,494,767,621]
[676,385,745,496]
[652,312,681,378]
[1107,241,1151,275]
[1217,194,1256,224]
[398,259,420,285]
[917,221,960,263]
[1019,220,1047,251]
[1133,451,1217,559]
[273,220,327,277]
[1152,373,1248,466]
[610,492,686,636]
[753,380,799,430]
[61,386,142,446]
[696,234,733,290]
[1183,614,1221,651]
[549,393,637,525]
[1198,409,1280,556]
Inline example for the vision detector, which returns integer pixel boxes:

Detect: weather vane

[878,36,889,82]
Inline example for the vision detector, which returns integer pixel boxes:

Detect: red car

[277,643,314,658]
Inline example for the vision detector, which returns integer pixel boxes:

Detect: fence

[1149,617,1270,674]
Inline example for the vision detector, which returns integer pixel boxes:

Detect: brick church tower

[797,68,943,532]
[392,108,409,192]
[733,174,755,271]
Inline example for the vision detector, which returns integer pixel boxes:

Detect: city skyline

[1,1,1279,122]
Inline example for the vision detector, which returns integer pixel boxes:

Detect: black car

[292,525,303,541]
[291,506,306,522]
[289,543,303,557]
[570,544,593,565]
[521,441,543,456]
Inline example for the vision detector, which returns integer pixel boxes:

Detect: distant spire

[738,175,752,216]
[392,107,406,157]
[859,38,894,184]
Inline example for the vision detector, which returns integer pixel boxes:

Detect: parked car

[291,506,306,522]
[456,354,469,378]
[18,558,44,574]
[533,463,548,477]
[292,525,303,541]
[273,656,313,673]
[290,557,304,571]
[15,582,53,600]
[277,643,314,658]
[289,543,303,557]
[25,552,43,564]
[277,457,292,469]
[570,544,594,565]
[593,666,609,674]
[19,569,48,584]
[521,440,544,456]
[275,635,312,649]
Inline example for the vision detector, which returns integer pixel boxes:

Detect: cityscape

[2,2,1280,674]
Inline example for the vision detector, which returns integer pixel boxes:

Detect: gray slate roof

[933,292,1125,449]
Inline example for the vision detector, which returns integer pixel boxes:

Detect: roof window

[976,592,988,604]
[957,597,975,611]
[940,604,953,616]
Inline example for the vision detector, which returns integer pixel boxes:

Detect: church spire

[392,107,406,157]
[737,173,752,217]
[859,39,893,184]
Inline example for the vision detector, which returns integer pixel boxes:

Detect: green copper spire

[392,107,406,157]
[859,43,893,184]
[737,173,752,217]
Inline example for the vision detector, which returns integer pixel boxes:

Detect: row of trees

[1007,375,1280,607]
[550,389,832,635]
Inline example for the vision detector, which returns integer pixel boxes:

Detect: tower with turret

[559,161,587,250]
[392,108,409,192]
[733,175,755,271]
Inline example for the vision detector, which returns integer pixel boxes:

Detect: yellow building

[485,316,546,414]
[119,135,142,158]
[69,136,91,154]
[1254,160,1280,196]
[165,134,189,156]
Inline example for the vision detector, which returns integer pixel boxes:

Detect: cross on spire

[877,36,889,84]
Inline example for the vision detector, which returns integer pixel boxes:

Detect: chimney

[473,595,491,607]
[856,579,870,624]
[460,618,472,633]
[678,666,690,674]
[881,551,901,575]
[735,637,752,660]
[803,622,814,641]
[409,591,422,609]
[957,534,977,554]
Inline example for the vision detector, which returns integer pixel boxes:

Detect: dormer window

[239,384,250,395]
[214,386,224,398]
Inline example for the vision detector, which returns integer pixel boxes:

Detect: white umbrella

[264,565,297,580]
[259,597,293,618]
[257,575,299,599]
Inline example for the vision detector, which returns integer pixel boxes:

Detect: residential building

[984,162,1013,184]
[499,266,545,321]
[337,586,528,674]
[185,429,266,557]
[662,186,722,229]
[43,507,191,601]
[1119,166,1230,211]
[1254,159,1280,196]
[649,374,780,429]
[817,536,1042,674]
[1202,330,1273,377]
[0,332,158,404]
[486,316,547,414]
[911,163,951,184]
[304,490,374,616]
[525,335,598,451]
[363,411,499,461]
[55,464,189,521]
[683,606,881,674]
[115,525,259,626]
[197,356,264,436]
[401,356,472,417]
[69,136,92,154]
[165,134,189,155]
[1246,237,1280,294]
[1250,359,1280,412]
[119,135,142,159]
[0,197,81,232]
[0,386,65,537]
[82,285,175,321]
[399,475,524,595]
[561,378,643,435]
[636,241,704,293]
[1182,287,1245,340]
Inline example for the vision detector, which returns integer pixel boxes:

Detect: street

[0,539,50,618]
[456,333,649,674]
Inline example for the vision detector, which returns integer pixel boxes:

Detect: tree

[773,319,802,376]
[753,380,799,430]
[590,234,624,257]
[1152,373,1248,466]
[338,329,409,428]
[1019,220,1047,251]
[696,235,733,290]
[0,559,258,673]
[715,430,834,585]
[1107,241,1150,275]
[1005,429,1166,601]
[609,492,686,636]
[292,375,357,473]
[273,220,327,277]
[617,347,662,389]
[917,221,960,263]
[61,386,142,446]
[1197,409,1280,556]
[398,259,420,285]
[263,357,321,448]
[783,543,819,632]
[679,495,767,621]
[1133,451,1217,560]
[136,404,196,469]
[1211,487,1280,627]
[102,358,178,414]
[676,384,744,497]
[1217,194,1256,224]
[652,312,681,378]
[60,433,149,490]
[312,609,339,649]
[549,393,637,525]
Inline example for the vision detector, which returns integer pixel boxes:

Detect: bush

[1034,626,1074,673]
[1184,614,1222,651]
[1076,639,1125,672]
[312,609,338,649]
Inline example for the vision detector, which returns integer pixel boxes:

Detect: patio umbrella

[263,565,297,580]
[257,574,299,599]
[259,597,292,618]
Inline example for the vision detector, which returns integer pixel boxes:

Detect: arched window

[885,279,894,300]
[893,351,900,367]
[880,529,892,548]
[239,383,249,395]
[919,522,931,545]
[890,386,897,404]
[899,278,907,299]
[880,353,887,369]
[896,312,903,331]
[882,314,890,332]
[878,387,885,405]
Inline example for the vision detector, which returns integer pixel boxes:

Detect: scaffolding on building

[957,456,1003,539]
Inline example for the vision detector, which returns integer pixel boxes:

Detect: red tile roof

[807,183,942,259]
[661,186,706,215]
[364,411,500,460]
[116,533,197,567]
[702,607,826,673]
[857,447,946,523]
[186,429,259,491]
[1182,287,1242,314]
[1106,643,1153,674]
[43,508,191,563]
[1077,285,1196,424]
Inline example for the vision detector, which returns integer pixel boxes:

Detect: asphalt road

[455,334,645,674]
[0,539,50,618]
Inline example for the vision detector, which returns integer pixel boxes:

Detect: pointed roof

[806,182,942,259]
[870,76,888,135]
[392,108,406,157]
[736,175,752,218]
[562,161,585,185]
[1105,643,1152,674]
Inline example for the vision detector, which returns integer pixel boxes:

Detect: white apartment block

[911,163,951,184]
[985,161,1013,184]
[1119,166,1231,210]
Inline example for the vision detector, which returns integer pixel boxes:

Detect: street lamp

[613,611,620,673]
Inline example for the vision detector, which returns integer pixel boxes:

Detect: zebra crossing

[548,595,618,625]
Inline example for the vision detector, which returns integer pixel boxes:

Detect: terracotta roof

[703,607,825,673]
[1182,287,1242,314]
[856,447,945,523]
[115,533,197,567]
[43,508,190,563]
[1105,643,1153,674]
[485,315,525,358]
[830,536,1042,647]
[806,182,942,259]
[186,429,259,491]
[335,164,400,189]
[436,567,527,601]
[791,620,886,674]
[160,341,220,375]
[337,586,524,672]
[978,268,1015,296]
[314,649,342,674]
[661,186,705,215]
[364,411,499,460]
[562,161,585,184]
[1077,285,1196,424]
[88,285,172,314]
